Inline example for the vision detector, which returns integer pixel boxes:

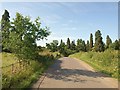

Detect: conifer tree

[94,30,105,52]
[71,40,76,50]
[89,33,93,51]
[67,38,71,49]
[1,10,11,52]
[106,35,112,48]
[86,40,90,51]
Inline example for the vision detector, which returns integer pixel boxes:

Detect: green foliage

[2,51,57,89]
[76,39,86,52]
[114,40,119,50]
[69,49,119,79]
[106,35,112,49]
[94,30,105,52]
[89,33,93,51]
[59,39,66,56]
[86,40,90,51]
[70,40,76,50]
[2,52,18,67]
[46,40,59,52]
[109,40,120,50]
[1,10,11,52]
[1,10,50,60]
[57,39,75,57]
[67,38,71,49]
[2,53,41,88]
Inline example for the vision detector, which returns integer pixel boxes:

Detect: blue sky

[1,2,118,46]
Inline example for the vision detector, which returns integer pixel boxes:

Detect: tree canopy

[1,10,50,60]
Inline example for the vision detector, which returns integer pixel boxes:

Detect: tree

[67,38,71,49]
[5,12,50,60]
[114,40,119,50]
[95,30,101,42]
[46,43,51,50]
[71,40,76,50]
[86,40,89,51]
[76,39,86,52]
[1,10,10,30]
[118,38,120,50]
[109,40,119,50]
[76,39,82,51]
[59,39,66,54]
[1,10,11,52]
[82,40,86,52]
[48,40,59,52]
[89,33,93,51]
[106,35,112,48]
[94,30,105,52]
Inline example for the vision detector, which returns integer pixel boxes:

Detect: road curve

[32,57,118,88]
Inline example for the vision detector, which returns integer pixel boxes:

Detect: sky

[1,2,118,46]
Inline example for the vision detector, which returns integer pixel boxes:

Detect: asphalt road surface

[32,57,118,88]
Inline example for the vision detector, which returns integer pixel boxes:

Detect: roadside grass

[2,52,18,67]
[2,50,60,89]
[69,49,119,80]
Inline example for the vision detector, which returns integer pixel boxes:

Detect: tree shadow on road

[45,59,109,83]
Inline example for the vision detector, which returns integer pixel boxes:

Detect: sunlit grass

[69,49,119,79]
[2,50,57,89]
[2,52,18,67]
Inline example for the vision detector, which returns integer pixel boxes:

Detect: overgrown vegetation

[1,10,56,89]
[69,49,119,79]
[1,10,50,60]
[2,50,60,89]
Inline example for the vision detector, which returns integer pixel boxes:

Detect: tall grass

[69,49,119,79]
[2,50,59,89]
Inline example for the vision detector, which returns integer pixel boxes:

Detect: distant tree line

[1,10,50,60]
[46,30,120,56]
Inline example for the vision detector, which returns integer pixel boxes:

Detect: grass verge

[69,49,119,80]
[2,50,60,89]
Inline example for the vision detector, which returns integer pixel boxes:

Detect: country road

[32,57,118,88]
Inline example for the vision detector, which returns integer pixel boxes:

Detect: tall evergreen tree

[95,30,101,42]
[77,39,80,46]
[1,10,11,52]
[114,40,119,50]
[76,39,80,52]
[67,38,71,49]
[82,40,86,52]
[59,39,66,55]
[71,40,76,50]
[1,9,10,30]
[94,30,105,52]
[89,33,93,51]
[119,39,120,50]
[106,35,112,48]
[86,40,89,51]
[76,39,86,52]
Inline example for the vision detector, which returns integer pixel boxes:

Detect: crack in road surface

[32,57,118,88]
